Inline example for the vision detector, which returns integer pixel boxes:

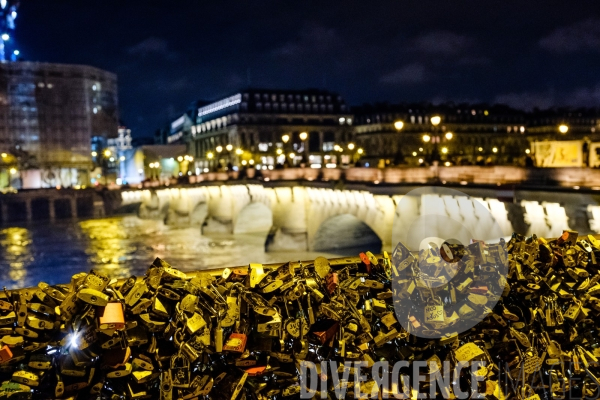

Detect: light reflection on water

[0,216,346,289]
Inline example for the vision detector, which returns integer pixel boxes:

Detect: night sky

[15,0,600,138]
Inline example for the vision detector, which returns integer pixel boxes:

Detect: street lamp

[299,132,308,141]
[394,120,404,131]
[207,152,214,159]
[441,147,448,154]
[445,132,453,140]
[103,149,111,157]
[276,148,283,155]
[348,143,355,150]
[226,144,233,152]
[289,152,295,159]
[216,146,223,153]
[422,134,431,143]
[559,124,569,134]
[357,148,364,155]
[282,134,290,144]
[430,115,441,126]
[235,148,243,155]
[91,151,97,157]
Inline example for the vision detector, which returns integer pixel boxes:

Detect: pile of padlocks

[1,230,600,399]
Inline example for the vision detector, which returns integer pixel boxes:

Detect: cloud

[273,24,341,57]
[494,90,556,110]
[456,55,491,66]
[380,63,428,84]
[540,18,600,53]
[155,78,189,92]
[410,31,475,55]
[494,85,600,110]
[127,37,177,59]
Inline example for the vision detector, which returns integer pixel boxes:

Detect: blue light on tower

[0,0,19,61]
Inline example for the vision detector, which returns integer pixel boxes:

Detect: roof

[140,144,186,159]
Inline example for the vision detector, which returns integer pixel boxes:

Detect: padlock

[98,302,125,331]
[77,288,109,306]
[169,353,190,388]
[0,345,13,363]
[223,332,247,353]
[424,296,445,326]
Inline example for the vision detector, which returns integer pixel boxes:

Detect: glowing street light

[91,151,97,157]
[1,34,9,41]
[226,144,233,151]
[177,156,183,162]
[348,143,355,150]
[119,156,125,161]
[441,147,448,154]
[412,151,417,156]
[525,149,531,154]
[276,148,283,155]
[492,147,498,153]
[281,134,290,143]
[422,134,431,143]
[289,152,295,159]
[235,148,243,155]
[207,152,214,159]
[559,124,569,134]
[394,120,404,131]
[478,147,483,152]
[299,132,308,141]
[216,146,223,153]
[9,167,16,174]
[445,132,453,140]
[103,149,111,157]
[357,148,364,155]
[13,50,19,56]
[109,157,115,162]
[430,116,441,126]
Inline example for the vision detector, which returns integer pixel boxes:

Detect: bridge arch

[233,202,273,235]
[138,190,169,220]
[310,213,382,252]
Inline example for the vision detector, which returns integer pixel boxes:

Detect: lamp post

[299,132,308,165]
[281,134,290,167]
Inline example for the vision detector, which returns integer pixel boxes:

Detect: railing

[137,166,600,188]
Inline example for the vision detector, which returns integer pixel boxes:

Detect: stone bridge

[120,183,600,252]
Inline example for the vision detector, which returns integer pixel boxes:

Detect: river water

[0,216,352,290]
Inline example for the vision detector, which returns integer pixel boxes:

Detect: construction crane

[0,0,19,61]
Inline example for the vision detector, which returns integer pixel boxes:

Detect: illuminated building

[353,103,600,167]
[179,89,352,169]
[0,61,118,188]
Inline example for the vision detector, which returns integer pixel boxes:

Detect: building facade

[181,89,353,170]
[0,61,118,188]
[353,103,600,168]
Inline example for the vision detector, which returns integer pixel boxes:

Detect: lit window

[258,143,269,152]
